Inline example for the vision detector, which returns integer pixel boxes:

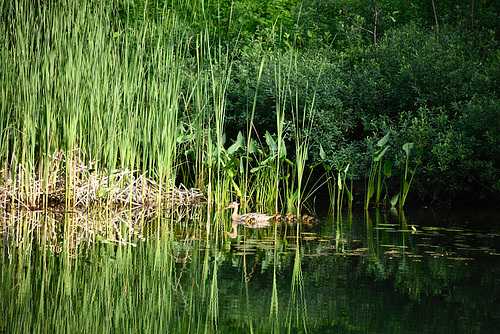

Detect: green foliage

[365,131,390,209]
[366,98,500,202]
[2,0,499,207]
[226,45,323,136]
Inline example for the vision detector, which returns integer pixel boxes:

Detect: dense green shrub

[223,18,500,202]
[364,97,500,202]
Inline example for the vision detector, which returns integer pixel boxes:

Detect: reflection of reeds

[0,206,154,257]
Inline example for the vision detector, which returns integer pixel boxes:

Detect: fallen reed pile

[0,150,208,213]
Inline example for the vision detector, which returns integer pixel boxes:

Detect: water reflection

[1,207,499,333]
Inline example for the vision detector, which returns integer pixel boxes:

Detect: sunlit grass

[0,0,330,223]
[0,1,212,209]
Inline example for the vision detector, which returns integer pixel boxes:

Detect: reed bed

[0,0,333,234]
[0,1,217,211]
[1,0,427,224]
[0,150,207,211]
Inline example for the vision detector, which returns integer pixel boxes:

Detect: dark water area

[1,206,499,333]
[217,206,500,333]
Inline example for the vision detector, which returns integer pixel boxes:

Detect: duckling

[245,216,257,226]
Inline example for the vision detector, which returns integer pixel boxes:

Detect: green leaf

[377,131,391,147]
[278,138,287,159]
[390,193,399,207]
[226,168,235,178]
[383,160,392,177]
[345,185,354,202]
[374,146,390,162]
[402,178,409,194]
[416,148,427,157]
[228,131,244,155]
[239,159,244,174]
[284,158,295,167]
[231,179,241,197]
[265,131,277,152]
[260,155,274,167]
[176,134,195,143]
[248,138,259,154]
[250,166,266,173]
[344,163,350,174]
[319,144,326,160]
[403,142,414,157]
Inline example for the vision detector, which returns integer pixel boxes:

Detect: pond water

[1,206,499,333]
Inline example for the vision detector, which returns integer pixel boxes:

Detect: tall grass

[0,1,226,212]
[1,0,327,222]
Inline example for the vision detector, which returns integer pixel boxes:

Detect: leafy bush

[366,98,500,202]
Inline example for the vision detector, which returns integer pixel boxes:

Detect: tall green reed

[0,0,207,209]
[1,0,323,219]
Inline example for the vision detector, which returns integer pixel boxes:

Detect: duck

[223,202,273,238]
[224,202,273,227]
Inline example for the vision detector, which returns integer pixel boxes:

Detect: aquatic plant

[399,142,423,209]
[365,131,390,209]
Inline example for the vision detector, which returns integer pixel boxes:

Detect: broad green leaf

[284,158,295,167]
[239,159,244,174]
[403,142,414,157]
[377,131,391,147]
[402,178,409,193]
[248,138,259,154]
[345,185,354,202]
[383,160,392,177]
[265,131,277,152]
[390,193,399,207]
[278,138,287,159]
[176,133,195,143]
[228,131,244,155]
[226,168,235,178]
[250,166,266,173]
[374,146,390,162]
[260,155,274,167]
[231,179,241,197]
[319,144,326,160]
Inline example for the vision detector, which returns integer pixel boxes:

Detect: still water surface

[2,206,499,333]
